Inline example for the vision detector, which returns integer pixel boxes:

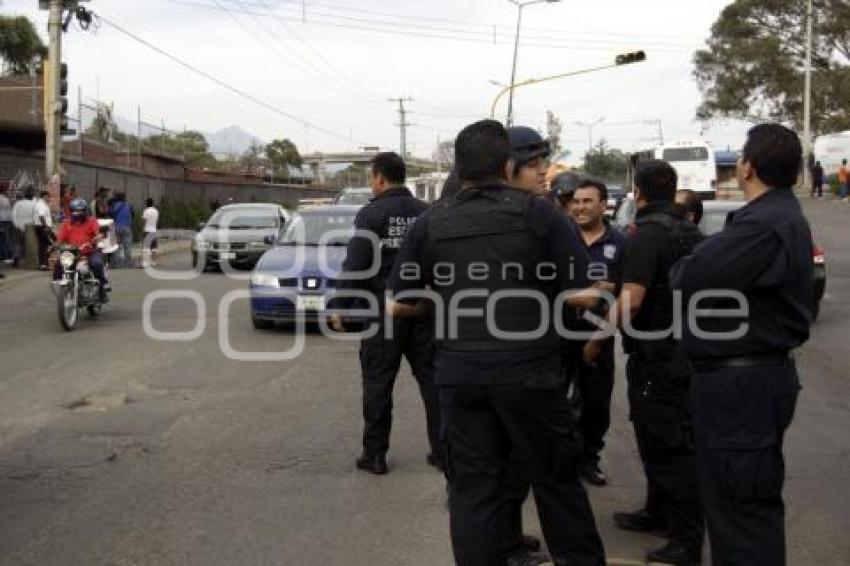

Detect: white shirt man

[33,195,52,229]
[142,205,159,234]
[11,196,35,231]
[141,201,159,267]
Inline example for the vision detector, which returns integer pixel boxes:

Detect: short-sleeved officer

[336,152,441,476]
[389,121,604,566]
[671,124,812,565]
[585,160,704,565]
[569,180,627,486]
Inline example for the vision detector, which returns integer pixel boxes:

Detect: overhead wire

[93,13,373,146]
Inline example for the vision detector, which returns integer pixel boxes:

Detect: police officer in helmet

[551,171,581,214]
[671,124,813,565]
[388,120,605,566]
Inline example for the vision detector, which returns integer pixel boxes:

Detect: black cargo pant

[35,225,52,267]
[692,361,799,566]
[575,337,615,466]
[442,382,605,566]
[360,315,441,459]
[626,351,704,554]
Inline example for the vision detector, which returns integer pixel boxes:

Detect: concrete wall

[0,148,337,213]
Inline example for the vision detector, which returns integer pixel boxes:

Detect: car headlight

[250,272,279,287]
[60,251,75,268]
[195,240,210,251]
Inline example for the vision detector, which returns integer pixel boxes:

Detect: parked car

[191,203,291,270]
[606,184,627,217]
[614,196,827,320]
[334,187,373,206]
[249,205,361,329]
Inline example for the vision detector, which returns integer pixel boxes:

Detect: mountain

[204,125,265,157]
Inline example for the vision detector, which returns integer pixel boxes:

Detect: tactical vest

[623,212,704,359]
[425,186,561,354]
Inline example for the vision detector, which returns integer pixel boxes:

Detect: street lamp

[505,0,560,127]
[574,117,605,155]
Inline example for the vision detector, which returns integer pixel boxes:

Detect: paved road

[0,197,847,565]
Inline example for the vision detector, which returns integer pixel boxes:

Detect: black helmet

[69,197,89,218]
[507,126,550,166]
[550,171,581,199]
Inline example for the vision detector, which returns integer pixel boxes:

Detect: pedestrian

[11,186,36,267]
[330,151,442,476]
[142,197,159,268]
[94,187,111,219]
[0,184,12,271]
[838,158,849,201]
[811,161,824,198]
[673,189,704,226]
[569,179,627,486]
[110,192,134,268]
[388,120,605,566]
[584,159,704,565]
[33,190,54,270]
[671,124,813,565]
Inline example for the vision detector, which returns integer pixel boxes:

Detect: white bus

[628,141,717,200]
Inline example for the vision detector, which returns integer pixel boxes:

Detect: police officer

[551,171,581,214]
[569,179,627,486]
[388,120,605,566]
[585,160,704,565]
[671,124,812,565]
[333,151,441,475]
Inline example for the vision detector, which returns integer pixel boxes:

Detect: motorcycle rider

[53,198,110,299]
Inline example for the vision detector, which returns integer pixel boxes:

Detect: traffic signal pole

[46,0,63,211]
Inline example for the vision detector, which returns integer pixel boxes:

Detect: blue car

[249,205,362,329]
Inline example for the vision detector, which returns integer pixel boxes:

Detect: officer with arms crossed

[388,120,605,566]
[671,124,813,565]
[332,152,441,476]
[585,160,704,565]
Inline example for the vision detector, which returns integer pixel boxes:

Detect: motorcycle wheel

[58,284,78,331]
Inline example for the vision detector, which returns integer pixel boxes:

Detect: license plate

[296,295,325,311]
[219,252,236,260]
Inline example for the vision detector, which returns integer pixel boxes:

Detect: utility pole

[803,0,813,191]
[389,97,414,160]
[45,0,63,209]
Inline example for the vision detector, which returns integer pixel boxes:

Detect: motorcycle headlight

[195,239,210,251]
[77,261,90,275]
[60,251,75,268]
[250,272,279,287]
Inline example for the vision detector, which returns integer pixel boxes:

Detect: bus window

[662,147,710,162]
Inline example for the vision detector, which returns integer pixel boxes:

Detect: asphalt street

[0,196,847,565]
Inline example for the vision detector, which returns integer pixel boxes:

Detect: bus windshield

[662,147,710,162]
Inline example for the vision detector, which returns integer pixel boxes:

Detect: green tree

[694,0,850,134]
[0,16,46,75]
[582,139,628,182]
[144,130,217,169]
[265,138,302,179]
[239,140,267,177]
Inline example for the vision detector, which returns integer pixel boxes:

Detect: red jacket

[57,217,99,254]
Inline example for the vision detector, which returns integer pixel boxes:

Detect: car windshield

[207,208,279,229]
[336,189,372,206]
[281,212,357,245]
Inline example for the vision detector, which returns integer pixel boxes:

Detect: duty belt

[693,351,794,372]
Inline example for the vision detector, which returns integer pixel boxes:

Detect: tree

[546,111,565,160]
[265,138,302,179]
[0,16,46,75]
[582,139,628,182]
[694,0,850,134]
[84,102,117,144]
[239,140,267,177]
[144,130,217,169]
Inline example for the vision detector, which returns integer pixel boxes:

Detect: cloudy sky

[4,0,752,160]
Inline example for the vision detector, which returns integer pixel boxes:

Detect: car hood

[197,227,278,243]
[255,244,347,277]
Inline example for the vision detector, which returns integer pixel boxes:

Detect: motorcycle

[50,220,116,331]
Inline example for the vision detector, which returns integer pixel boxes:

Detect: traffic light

[58,63,74,135]
[615,51,647,66]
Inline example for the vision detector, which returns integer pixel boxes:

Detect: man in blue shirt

[110,192,134,268]
[569,180,627,486]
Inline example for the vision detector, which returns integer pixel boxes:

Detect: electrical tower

[389,97,414,160]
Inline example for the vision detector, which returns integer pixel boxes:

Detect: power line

[93,13,372,146]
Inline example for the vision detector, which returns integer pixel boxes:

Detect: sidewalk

[0,239,190,288]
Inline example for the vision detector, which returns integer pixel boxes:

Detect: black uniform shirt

[338,186,428,299]
[619,202,677,335]
[585,222,627,285]
[670,188,813,359]
[389,186,590,386]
